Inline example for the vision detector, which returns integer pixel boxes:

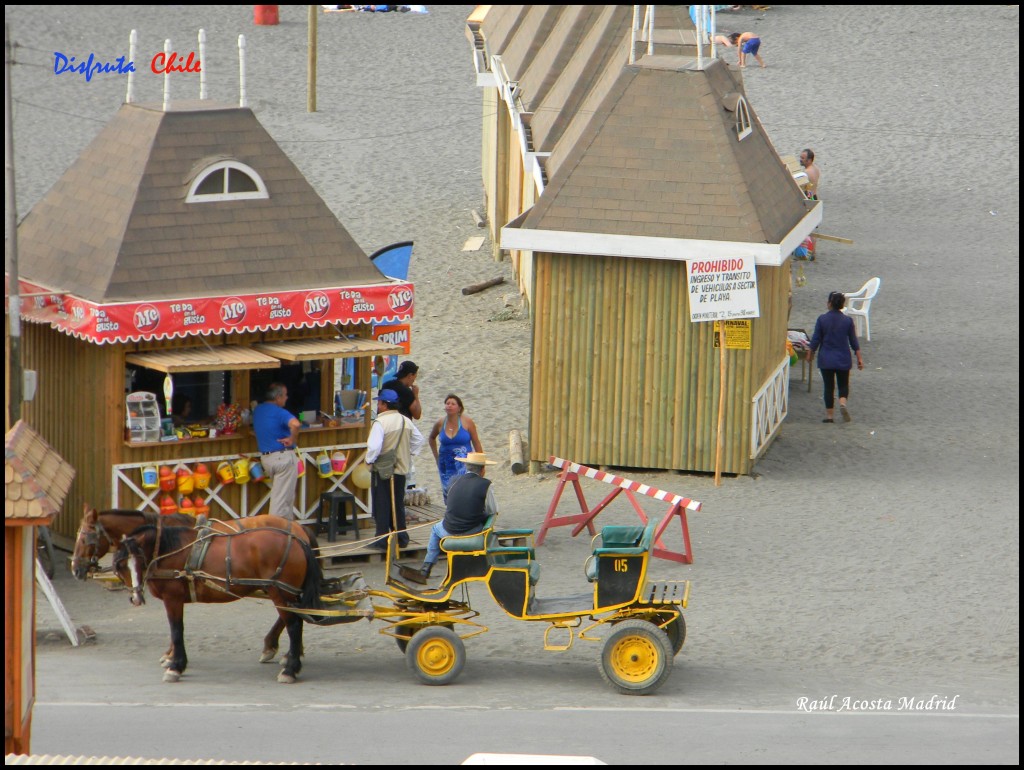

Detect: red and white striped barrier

[537,457,702,564]
[549,457,702,513]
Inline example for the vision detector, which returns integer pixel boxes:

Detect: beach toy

[192,495,210,517]
[176,466,194,495]
[351,463,371,490]
[297,454,306,478]
[141,465,159,490]
[159,494,178,516]
[159,465,176,492]
[216,461,235,485]
[233,457,251,484]
[331,450,348,476]
[249,458,266,483]
[178,496,195,516]
[193,463,212,489]
[316,450,333,478]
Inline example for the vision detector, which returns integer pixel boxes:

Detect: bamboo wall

[529,253,790,475]
[20,323,374,539]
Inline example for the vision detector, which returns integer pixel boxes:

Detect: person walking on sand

[809,292,864,423]
[428,394,484,502]
[729,31,766,68]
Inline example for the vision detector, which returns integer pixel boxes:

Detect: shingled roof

[524,56,810,245]
[16,101,386,304]
[5,420,75,522]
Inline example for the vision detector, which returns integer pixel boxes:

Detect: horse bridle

[74,519,113,575]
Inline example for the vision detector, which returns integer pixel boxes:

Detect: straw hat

[455,451,496,466]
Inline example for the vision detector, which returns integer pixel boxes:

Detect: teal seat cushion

[440,514,496,553]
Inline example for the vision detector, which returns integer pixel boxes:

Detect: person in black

[401,452,497,583]
[382,360,421,420]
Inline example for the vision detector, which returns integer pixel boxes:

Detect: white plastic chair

[843,277,880,341]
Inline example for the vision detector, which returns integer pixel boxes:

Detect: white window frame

[186,160,268,203]
[736,97,753,141]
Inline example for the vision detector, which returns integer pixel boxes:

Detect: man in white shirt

[365,389,424,549]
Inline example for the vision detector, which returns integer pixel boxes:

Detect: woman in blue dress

[428,394,484,501]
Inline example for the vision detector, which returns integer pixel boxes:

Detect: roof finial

[126,30,137,103]
[238,34,247,108]
[198,29,207,99]
[162,39,171,111]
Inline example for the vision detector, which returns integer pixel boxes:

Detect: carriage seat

[585,524,654,581]
[488,546,541,585]
[439,514,497,553]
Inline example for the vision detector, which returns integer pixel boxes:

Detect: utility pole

[307,5,317,112]
[5,23,23,428]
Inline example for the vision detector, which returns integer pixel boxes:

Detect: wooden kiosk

[469,6,821,475]
[10,101,413,540]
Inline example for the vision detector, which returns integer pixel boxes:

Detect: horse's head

[113,532,149,607]
[72,504,106,580]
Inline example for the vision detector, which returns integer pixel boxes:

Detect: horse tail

[296,539,324,611]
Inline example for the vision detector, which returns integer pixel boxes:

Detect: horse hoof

[160,658,172,669]
[163,669,182,683]
[259,650,277,664]
[277,672,296,684]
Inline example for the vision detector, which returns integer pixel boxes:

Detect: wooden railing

[111,442,371,524]
[750,356,789,459]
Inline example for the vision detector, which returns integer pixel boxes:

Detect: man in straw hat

[366,389,425,549]
[401,451,497,584]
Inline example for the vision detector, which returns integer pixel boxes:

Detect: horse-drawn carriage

[74,507,689,695]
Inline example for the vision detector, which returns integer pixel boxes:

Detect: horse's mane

[98,509,154,520]
[127,523,196,555]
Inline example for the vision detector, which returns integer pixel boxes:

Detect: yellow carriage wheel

[600,620,673,695]
[406,625,466,685]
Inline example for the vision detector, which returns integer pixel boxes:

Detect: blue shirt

[253,402,295,453]
[810,310,860,370]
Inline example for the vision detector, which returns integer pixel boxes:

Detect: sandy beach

[7,4,1018,762]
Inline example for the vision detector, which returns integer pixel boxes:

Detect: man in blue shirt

[253,383,301,519]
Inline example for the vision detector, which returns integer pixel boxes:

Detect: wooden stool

[317,491,357,542]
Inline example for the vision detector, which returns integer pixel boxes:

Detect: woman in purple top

[810,292,864,423]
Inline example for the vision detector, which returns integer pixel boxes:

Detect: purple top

[810,310,860,370]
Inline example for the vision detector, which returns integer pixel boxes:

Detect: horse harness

[144,521,304,602]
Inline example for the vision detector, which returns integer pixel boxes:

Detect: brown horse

[72,504,318,663]
[114,523,322,683]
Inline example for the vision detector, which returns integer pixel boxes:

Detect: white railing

[750,356,790,459]
[111,442,371,523]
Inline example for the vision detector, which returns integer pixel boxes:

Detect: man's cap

[375,389,400,404]
[455,451,497,466]
[396,360,419,377]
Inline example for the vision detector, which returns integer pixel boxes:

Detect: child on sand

[728,32,766,68]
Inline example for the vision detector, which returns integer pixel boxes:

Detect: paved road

[31,700,1018,764]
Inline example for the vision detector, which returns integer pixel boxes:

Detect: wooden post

[715,324,726,486]
[307,5,317,113]
[509,430,527,474]
[462,276,505,295]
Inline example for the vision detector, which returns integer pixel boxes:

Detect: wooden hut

[9,101,412,539]
[5,420,75,754]
[469,6,820,474]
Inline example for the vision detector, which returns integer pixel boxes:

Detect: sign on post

[687,256,760,322]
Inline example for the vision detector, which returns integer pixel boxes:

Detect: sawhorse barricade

[536,456,702,564]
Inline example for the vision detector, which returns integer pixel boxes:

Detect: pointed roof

[13,101,414,344]
[16,101,386,304]
[526,58,810,245]
[6,420,76,522]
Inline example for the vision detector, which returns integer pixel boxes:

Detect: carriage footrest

[643,580,690,607]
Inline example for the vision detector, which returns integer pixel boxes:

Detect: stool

[317,491,357,542]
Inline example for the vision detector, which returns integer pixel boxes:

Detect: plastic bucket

[254,5,279,25]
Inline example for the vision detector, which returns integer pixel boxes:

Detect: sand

[8,3,1018,757]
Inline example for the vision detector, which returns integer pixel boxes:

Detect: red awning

[12,278,414,345]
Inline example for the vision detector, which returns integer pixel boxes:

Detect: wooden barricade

[536,456,702,564]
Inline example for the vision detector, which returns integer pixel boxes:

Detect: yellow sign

[713,320,752,350]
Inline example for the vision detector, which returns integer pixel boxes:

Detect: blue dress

[437,419,473,501]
